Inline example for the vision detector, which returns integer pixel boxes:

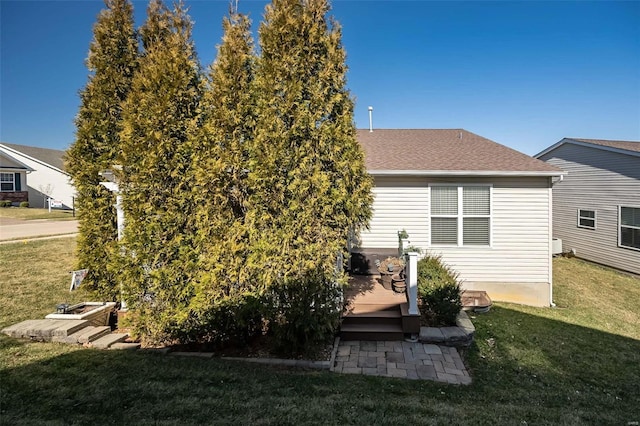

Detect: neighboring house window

[0,173,15,192]
[619,206,640,251]
[577,209,596,229]
[430,185,491,246]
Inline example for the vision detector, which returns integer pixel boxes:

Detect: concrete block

[422,344,443,355]
[416,364,437,380]
[441,327,467,342]
[362,367,378,376]
[387,368,407,378]
[90,333,128,349]
[2,320,42,338]
[51,320,90,337]
[71,326,111,344]
[110,342,141,350]
[419,327,445,343]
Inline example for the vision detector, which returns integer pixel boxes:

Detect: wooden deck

[344,275,407,313]
[341,275,408,340]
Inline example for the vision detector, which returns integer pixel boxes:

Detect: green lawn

[0,207,77,221]
[1,241,639,425]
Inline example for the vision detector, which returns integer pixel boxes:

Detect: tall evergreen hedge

[248,0,373,284]
[187,10,260,343]
[65,0,138,300]
[118,0,202,344]
[247,0,373,348]
[73,0,373,349]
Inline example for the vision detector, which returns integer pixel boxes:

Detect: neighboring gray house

[535,138,640,275]
[354,129,564,307]
[0,143,75,209]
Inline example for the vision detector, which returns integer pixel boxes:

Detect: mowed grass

[0,207,77,221]
[1,240,639,425]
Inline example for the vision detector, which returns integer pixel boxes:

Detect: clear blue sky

[1,1,639,155]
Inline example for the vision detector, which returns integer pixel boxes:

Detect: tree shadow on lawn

[1,307,639,425]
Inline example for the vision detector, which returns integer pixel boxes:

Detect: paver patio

[332,340,471,384]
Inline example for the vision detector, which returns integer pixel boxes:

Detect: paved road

[0,219,78,241]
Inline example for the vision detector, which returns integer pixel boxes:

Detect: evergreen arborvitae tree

[188,10,259,342]
[119,0,202,344]
[249,0,373,349]
[65,0,138,300]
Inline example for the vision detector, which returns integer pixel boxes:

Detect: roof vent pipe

[368,106,373,132]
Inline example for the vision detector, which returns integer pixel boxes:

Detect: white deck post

[405,252,419,315]
[115,194,124,241]
[100,180,126,309]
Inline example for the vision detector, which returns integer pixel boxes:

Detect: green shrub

[0,201,12,207]
[263,271,342,355]
[19,202,29,208]
[189,293,264,347]
[417,254,462,326]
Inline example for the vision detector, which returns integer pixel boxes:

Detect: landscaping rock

[419,327,445,343]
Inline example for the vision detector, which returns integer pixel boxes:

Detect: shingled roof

[534,137,640,159]
[567,138,640,154]
[357,129,562,176]
[0,143,66,173]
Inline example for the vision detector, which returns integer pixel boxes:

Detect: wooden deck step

[340,323,404,341]
[346,303,403,314]
[90,333,129,349]
[343,309,402,326]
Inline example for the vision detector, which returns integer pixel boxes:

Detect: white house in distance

[353,129,564,307]
[0,143,75,209]
[535,138,640,275]
[0,149,34,205]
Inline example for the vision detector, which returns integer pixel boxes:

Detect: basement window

[619,206,640,251]
[577,209,596,230]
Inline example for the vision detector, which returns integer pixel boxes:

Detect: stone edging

[160,336,341,371]
[418,310,475,347]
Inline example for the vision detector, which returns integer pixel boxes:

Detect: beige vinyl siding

[360,176,552,285]
[358,176,429,249]
[539,143,640,275]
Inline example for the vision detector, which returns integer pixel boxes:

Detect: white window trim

[577,208,596,230]
[618,205,640,252]
[428,183,493,247]
[0,172,15,192]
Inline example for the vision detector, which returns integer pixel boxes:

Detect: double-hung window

[0,173,15,192]
[577,209,596,229]
[619,206,640,251]
[430,185,491,246]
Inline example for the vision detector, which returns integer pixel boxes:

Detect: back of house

[536,138,640,275]
[354,129,563,307]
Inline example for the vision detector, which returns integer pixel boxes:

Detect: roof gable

[535,138,640,159]
[0,150,35,171]
[0,143,66,173]
[357,129,562,176]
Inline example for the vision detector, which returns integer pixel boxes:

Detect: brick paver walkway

[332,340,471,384]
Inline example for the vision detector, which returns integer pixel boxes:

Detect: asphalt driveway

[0,219,78,241]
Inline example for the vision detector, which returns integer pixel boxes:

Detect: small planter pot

[380,272,393,290]
[392,274,406,293]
